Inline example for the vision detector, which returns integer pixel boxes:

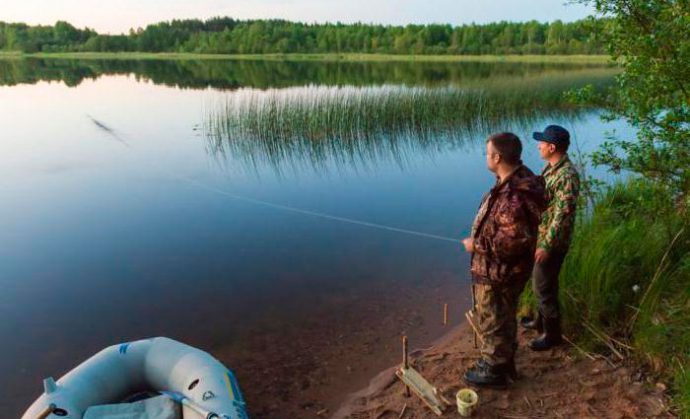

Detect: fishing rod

[88,115,466,245]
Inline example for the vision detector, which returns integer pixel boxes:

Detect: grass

[204,84,576,172]
[0,50,615,64]
[0,51,22,59]
[203,72,611,172]
[524,180,690,416]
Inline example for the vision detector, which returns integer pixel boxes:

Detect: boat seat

[83,395,182,419]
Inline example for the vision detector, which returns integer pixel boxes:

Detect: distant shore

[0,51,614,64]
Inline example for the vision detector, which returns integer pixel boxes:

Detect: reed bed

[203,79,595,172]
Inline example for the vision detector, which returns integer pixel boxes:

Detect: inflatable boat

[22,337,249,419]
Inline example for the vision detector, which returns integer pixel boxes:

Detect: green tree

[524,21,545,54]
[546,20,565,54]
[0,18,608,56]
[577,1,690,197]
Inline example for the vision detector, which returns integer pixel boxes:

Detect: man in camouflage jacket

[462,133,545,387]
[523,125,580,351]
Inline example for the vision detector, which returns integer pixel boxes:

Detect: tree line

[0,17,608,55]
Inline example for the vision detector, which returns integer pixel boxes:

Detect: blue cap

[532,125,570,146]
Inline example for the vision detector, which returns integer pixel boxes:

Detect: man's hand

[535,248,549,264]
[462,238,475,253]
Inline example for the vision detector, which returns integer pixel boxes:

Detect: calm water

[0,59,627,417]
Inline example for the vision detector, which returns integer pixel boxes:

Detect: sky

[2,0,596,34]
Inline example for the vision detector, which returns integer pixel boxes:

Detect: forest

[0,17,607,55]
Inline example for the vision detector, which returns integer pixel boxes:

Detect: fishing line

[88,115,462,244]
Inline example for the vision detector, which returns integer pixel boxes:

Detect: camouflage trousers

[474,279,527,366]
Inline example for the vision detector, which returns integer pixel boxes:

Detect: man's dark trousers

[532,250,567,327]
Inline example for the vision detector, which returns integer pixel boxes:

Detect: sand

[334,323,674,419]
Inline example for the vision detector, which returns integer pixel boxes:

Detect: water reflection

[0,60,626,418]
[203,70,614,174]
[0,57,615,90]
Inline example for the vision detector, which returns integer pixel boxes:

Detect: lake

[0,58,627,418]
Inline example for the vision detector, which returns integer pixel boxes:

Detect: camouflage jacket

[470,165,546,285]
[537,155,580,253]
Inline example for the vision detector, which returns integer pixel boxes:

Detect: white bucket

[456,388,478,417]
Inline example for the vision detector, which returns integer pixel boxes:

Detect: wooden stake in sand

[397,336,448,416]
[402,335,410,397]
[443,303,448,326]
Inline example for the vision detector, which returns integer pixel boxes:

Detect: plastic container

[456,388,478,417]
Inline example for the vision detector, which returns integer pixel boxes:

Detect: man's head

[486,132,522,174]
[533,125,570,161]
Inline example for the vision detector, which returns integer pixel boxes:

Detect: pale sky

[1,0,595,34]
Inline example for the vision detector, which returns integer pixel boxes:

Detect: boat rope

[88,115,463,244]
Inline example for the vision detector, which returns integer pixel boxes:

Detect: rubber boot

[503,343,519,381]
[502,357,519,381]
[463,359,508,389]
[528,317,562,351]
[520,313,543,333]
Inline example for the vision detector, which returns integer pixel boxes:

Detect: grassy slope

[0,51,613,64]
[524,180,690,416]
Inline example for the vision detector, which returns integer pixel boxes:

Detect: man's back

[470,164,546,285]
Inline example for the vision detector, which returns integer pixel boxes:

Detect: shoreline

[333,321,674,418]
[208,272,472,419]
[332,322,470,419]
[0,51,614,64]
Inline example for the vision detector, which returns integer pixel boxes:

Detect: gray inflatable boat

[22,337,249,419]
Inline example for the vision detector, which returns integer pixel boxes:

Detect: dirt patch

[334,323,674,419]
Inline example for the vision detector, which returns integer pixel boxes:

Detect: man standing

[523,125,580,351]
[462,133,545,387]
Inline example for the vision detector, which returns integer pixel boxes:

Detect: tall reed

[203,76,603,172]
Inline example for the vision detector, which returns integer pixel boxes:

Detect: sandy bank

[334,322,674,418]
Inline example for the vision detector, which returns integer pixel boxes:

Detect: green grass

[525,180,690,416]
[203,70,613,172]
[0,50,615,64]
[676,366,690,416]
[203,81,596,172]
[0,51,22,59]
